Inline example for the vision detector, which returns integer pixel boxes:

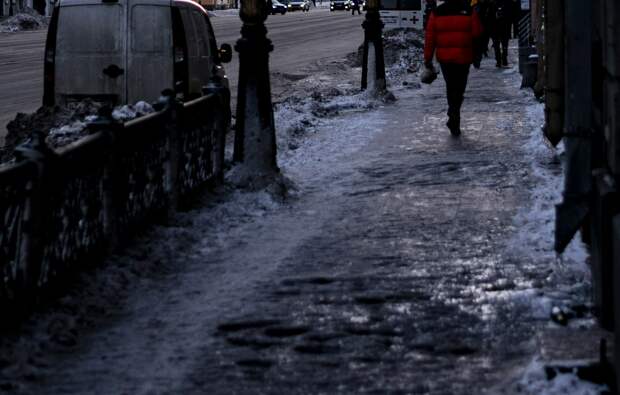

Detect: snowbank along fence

[0,92,229,313]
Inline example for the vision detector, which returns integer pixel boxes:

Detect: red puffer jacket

[424,0,483,65]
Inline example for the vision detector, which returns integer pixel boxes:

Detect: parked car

[330,0,349,11]
[288,0,310,11]
[43,0,232,106]
[271,0,287,14]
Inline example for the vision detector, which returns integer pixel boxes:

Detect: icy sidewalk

[0,57,605,394]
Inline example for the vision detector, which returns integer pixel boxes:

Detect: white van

[42,0,232,106]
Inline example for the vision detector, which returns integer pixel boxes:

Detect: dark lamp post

[240,0,266,22]
[233,0,279,177]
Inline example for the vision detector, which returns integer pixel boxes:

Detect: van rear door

[55,0,127,104]
[127,0,174,103]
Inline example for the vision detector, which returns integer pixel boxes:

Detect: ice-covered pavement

[0,51,607,394]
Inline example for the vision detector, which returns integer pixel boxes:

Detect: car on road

[288,0,311,11]
[330,0,349,11]
[344,0,366,10]
[43,0,232,106]
[271,0,287,14]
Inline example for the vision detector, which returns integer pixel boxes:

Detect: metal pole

[361,0,386,93]
[233,0,279,176]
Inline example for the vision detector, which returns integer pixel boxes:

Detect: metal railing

[0,92,228,314]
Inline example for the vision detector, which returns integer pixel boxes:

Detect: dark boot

[446,115,461,137]
[502,53,508,67]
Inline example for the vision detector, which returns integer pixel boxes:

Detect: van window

[57,5,121,53]
[191,10,210,58]
[180,9,198,57]
[204,16,219,61]
[131,5,171,53]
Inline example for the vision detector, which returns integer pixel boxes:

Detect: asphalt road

[0,8,364,145]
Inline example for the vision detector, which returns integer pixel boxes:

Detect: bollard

[361,0,386,93]
[233,0,278,176]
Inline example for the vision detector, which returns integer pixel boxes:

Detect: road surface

[0,8,364,144]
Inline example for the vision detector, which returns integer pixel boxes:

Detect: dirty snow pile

[269,29,424,160]
[514,359,608,395]
[111,101,154,122]
[506,98,591,320]
[1,100,154,164]
[0,9,48,33]
[347,28,425,88]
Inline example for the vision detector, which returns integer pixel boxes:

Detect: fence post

[204,79,230,183]
[156,91,181,213]
[12,131,56,304]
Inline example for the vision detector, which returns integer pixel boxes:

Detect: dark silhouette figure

[489,0,513,67]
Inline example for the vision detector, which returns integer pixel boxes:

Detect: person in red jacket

[424,0,483,136]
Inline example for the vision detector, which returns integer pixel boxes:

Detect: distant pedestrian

[474,0,493,59]
[510,0,520,38]
[351,0,361,15]
[424,0,483,136]
[489,0,512,67]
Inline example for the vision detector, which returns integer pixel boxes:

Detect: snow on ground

[515,359,608,395]
[0,33,606,394]
[0,31,414,394]
[504,88,591,321]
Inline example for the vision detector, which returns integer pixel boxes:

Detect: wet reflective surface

[1,57,593,394]
[191,66,559,393]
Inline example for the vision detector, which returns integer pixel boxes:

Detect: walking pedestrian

[351,0,361,15]
[489,0,512,68]
[510,0,520,38]
[424,0,483,136]
[475,0,493,59]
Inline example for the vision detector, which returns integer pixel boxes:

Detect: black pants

[351,5,360,14]
[492,23,511,64]
[440,63,470,122]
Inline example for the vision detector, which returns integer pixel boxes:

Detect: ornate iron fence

[0,92,228,312]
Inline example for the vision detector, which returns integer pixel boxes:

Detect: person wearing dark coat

[489,0,513,67]
[474,0,493,59]
[351,0,361,15]
[424,0,483,136]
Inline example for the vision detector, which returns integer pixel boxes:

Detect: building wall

[605,0,620,176]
